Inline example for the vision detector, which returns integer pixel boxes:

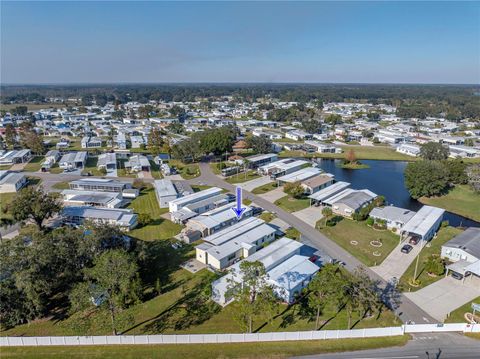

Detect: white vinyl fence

[0,323,478,347]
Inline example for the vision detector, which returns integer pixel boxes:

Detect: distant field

[280,145,417,161]
[419,185,480,223]
[1,103,67,111]
[0,336,410,359]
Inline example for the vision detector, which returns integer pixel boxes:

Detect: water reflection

[310,158,479,228]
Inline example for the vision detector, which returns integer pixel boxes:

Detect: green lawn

[251,181,277,194]
[225,170,260,184]
[52,181,70,190]
[274,196,310,213]
[398,226,464,292]
[127,188,183,241]
[49,163,63,174]
[280,145,416,162]
[419,185,480,223]
[0,192,16,220]
[149,160,163,180]
[318,219,399,267]
[169,160,200,180]
[1,336,410,359]
[285,227,301,240]
[445,296,480,323]
[81,157,103,176]
[1,263,400,338]
[259,211,275,222]
[22,156,44,172]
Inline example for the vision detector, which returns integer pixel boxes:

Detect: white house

[211,237,319,306]
[0,170,28,193]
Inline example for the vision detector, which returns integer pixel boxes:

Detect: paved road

[23,164,436,324]
[188,162,436,325]
[294,333,480,359]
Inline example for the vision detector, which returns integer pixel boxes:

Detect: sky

[1,1,479,84]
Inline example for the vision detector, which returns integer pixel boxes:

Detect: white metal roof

[169,187,222,208]
[308,181,350,201]
[154,179,178,197]
[401,205,445,238]
[276,167,322,183]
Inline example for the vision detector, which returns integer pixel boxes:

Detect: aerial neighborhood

[0,84,479,355]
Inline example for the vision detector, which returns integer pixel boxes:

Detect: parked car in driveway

[409,237,420,245]
[451,271,463,280]
[401,244,413,254]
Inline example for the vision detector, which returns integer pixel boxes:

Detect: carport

[400,205,445,243]
[446,259,480,285]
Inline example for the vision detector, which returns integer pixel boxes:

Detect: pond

[311,158,479,228]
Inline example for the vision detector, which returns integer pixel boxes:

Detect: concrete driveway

[258,186,285,203]
[404,276,480,322]
[292,206,323,227]
[237,176,272,192]
[371,241,422,281]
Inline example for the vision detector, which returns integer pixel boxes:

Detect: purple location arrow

[231,186,246,219]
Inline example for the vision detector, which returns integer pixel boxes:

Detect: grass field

[280,145,416,161]
[1,266,399,337]
[149,160,163,180]
[81,157,103,176]
[169,160,200,180]
[225,170,260,184]
[0,192,16,220]
[445,296,480,323]
[285,227,301,240]
[1,336,410,359]
[22,156,44,172]
[398,226,464,292]
[251,181,277,194]
[318,219,399,267]
[274,196,310,212]
[0,103,67,111]
[127,188,182,241]
[419,185,480,223]
[52,181,70,190]
[258,211,275,222]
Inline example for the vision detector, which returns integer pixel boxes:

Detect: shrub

[132,179,145,190]
[366,217,374,226]
[137,213,152,227]
[424,255,445,276]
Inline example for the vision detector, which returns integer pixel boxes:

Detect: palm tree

[321,207,333,227]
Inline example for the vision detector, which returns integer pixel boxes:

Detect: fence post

[35,337,38,346]
[363,328,366,338]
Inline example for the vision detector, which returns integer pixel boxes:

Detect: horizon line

[1,81,479,87]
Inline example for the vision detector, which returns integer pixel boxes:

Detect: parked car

[451,272,463,280]
[251,207,263,215]
[409,237,420,245]
[401,244,413,254]
[309,255,319,263]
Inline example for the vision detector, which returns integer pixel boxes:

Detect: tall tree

[9,187,62,230]
[420,142,449,161]
[227,261,277,333]
[246,135,272,154]
[147,127,167,156]
[307,264,346,330]
[4,124,17,149]
[404,161,449,199]
[20,129,45,155]
[70,250,141,335]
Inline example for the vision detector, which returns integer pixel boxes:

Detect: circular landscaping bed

[372,251,382,257]
[350,240,358,246]
[370,240,383,248]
